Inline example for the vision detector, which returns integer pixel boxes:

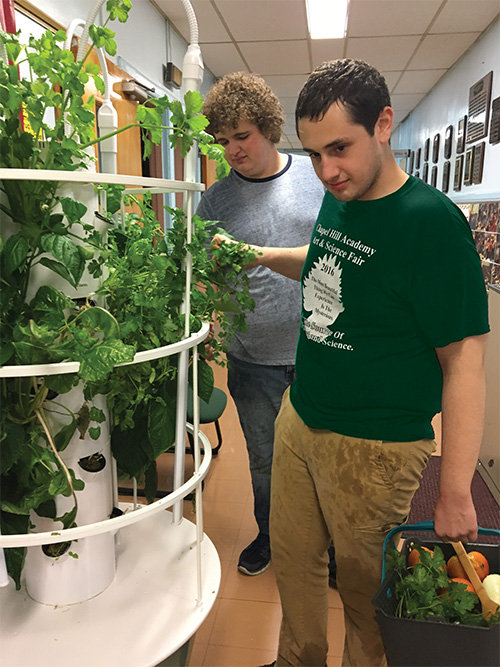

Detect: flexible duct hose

[181,0,199,45]
[65,19,112,102]
[76,0,107,62]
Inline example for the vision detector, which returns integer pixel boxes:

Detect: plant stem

[34,403,77,511]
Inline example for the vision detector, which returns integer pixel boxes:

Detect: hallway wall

[393,18,500,203]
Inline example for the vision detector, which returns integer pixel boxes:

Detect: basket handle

[381,521,500,582]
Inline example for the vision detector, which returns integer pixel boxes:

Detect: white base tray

[0,505,220,667]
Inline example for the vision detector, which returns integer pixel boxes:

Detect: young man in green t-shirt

[214,59,489,667]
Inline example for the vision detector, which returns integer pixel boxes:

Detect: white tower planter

[24,388,115,605]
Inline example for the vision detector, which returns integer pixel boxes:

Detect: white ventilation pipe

[76,0,107,63]
[173,1,204,529]
[181,0,204,96]
[66,14,118,173]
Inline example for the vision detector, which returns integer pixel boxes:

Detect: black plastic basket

[372,521,500,667]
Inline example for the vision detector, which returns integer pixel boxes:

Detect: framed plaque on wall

[444,125,453,159]
[442,161,450,193]
[415,147,421,169]
[472,142,485,184]
[489,96,500,145]
[453,155,464,191]
[424,138,430,162]
[457,116,467,153]
[466,71,493,144]
[463,148,474,186]
[432,134,440,163]
[431,165,438,188]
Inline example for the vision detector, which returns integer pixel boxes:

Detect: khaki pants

[270,390,436,667]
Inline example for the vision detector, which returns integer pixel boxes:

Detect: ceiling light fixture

[305,0,349,39]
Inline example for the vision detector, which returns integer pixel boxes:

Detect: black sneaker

[238,533,271,575]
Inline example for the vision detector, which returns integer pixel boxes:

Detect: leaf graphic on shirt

[302,254,344,342]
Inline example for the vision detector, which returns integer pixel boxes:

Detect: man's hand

[434,493,478,543]
[211,233,261,269]
[211,234,309,281]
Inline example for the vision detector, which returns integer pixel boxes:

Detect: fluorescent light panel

[306,0,349,39]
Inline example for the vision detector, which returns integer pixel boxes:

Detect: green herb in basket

[386,544,500,628]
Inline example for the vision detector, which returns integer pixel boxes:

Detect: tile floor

[126,360,344,667]
[120,360,442,667]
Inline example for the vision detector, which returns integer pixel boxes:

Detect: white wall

[29,0,215,100]
[393,18,500,203]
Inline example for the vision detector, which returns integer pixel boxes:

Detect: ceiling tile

[281,132,303,149]
[393,109,411,126]
[310,39,345,68]
[152,0,498,134]
[391,92,426,112]
[215,0,308,41]
[283,127,298,143]
[156,0,230,43]
[263,73,311,98]
[199,42,248,77]
[240,40,310,75]
[280,97,301,114]
[429,0,500,33]
[347,0,442,37]
[346,35,421,70]
[392,68,447,94]
[407,32,481,70]
[379,70,402,91]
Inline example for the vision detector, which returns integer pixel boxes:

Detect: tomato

[407,545,433,569]
[446,551,490,582]
[451,577,477,594]
[439,577,477,598]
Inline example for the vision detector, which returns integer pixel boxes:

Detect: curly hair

[202,72,285,143]
[296,59,391,136]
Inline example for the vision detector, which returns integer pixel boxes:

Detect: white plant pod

[24,385,116,605]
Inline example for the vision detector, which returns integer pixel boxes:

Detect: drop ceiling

[154,0,500,149]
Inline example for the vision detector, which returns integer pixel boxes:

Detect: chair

[118,385,227,501]
[186,385,227,457]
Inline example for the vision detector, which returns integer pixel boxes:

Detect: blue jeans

[227,353,296,537]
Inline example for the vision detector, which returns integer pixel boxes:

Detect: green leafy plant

[387,543,500,628]
[0,1,252,589]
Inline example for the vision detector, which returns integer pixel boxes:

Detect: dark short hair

[295,59,391,136]
[202,72,284,143]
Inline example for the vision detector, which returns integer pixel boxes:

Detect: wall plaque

[442,161,450,193]
[432,134,440,163]
[415,147,421,169]
[453,155,464,191]
[472,142,485,184]
[457,116,467,153]
[466,71,493,144]
[424,138,430,162]
[464,148,474,186]
[444,125,453,159]
[431,165,438,188]
[489,96,500,145]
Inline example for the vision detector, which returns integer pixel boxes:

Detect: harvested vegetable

[387,543,499,628]
[483,574,500,605]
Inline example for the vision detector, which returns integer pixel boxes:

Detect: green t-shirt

[290,175,489,442]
